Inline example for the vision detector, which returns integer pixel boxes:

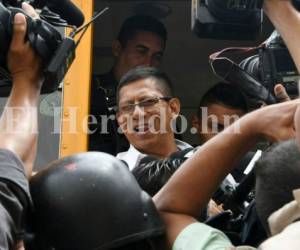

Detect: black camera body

[192,0,300,41]
[192,0,263,40]
[260,47,299,98]
[241,32,299,99]
[0,0,78,96]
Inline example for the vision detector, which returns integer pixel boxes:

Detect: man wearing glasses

[89,15,167,155]
[116,66,192,170]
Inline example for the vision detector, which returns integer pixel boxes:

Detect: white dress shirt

[117,139,192,171]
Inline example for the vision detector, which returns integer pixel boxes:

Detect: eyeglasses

[118,96,172,114]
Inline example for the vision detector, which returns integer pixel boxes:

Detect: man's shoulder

[90,71,118,113]
[0,149,31,205]
[0,149,28,190]
[93,71,118,90]
[173,222,233,250]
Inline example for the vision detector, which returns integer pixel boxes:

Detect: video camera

[0,0,85,96]
[210,32,299,105]
[198,0,300,104]
[192,0,300,40]
[240,31,299,100]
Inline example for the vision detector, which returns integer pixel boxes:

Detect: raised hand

[274,84,291,103]
[7,11,42,86]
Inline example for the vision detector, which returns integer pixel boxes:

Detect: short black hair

[117,66,173,105]
[255,139,300,233]
[117,15,167,47]
[197,82,248,118]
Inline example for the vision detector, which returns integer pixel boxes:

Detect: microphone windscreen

[169,147,194,161]
[139,156,158,165]
[47,0,85,27]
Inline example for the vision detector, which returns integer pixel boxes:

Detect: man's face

[117,79,179,153]
[193,103,245,144]
[113,32,165,79]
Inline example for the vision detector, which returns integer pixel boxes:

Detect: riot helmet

[30,152,165,249]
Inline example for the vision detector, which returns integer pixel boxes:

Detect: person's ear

[112,40,122,57]
[116,112,122,126]
[169,98,180,119]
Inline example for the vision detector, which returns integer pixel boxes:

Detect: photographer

[263,0,300,148]
[0,3,42,249]
[153,1,300,248]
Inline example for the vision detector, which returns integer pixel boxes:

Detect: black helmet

[30,152,165,250]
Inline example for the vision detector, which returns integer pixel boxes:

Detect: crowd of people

[2,0,300,249]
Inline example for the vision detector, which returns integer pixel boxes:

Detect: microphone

[137,147,194,172]
[47,0,85,27]
[133,148,193,196]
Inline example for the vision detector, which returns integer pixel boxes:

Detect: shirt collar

[117,139,192,171]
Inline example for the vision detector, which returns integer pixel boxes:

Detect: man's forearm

[154,100,298,217]
[0,12,42,177]
[9,83,40,170]
[0,78,40,177]
[154,116,257,217]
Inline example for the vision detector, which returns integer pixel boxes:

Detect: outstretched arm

[0,6,42,177]
[154,100,297,218]
[153,2,300,248]
[0,6,42,249]
[154,100,298,249]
